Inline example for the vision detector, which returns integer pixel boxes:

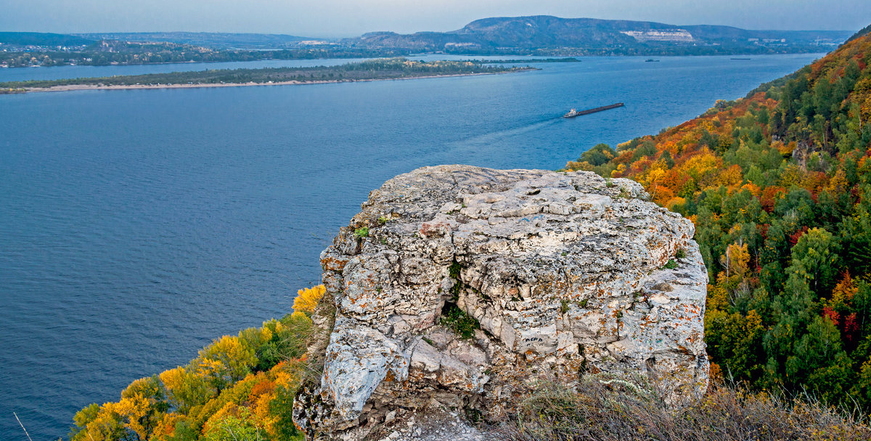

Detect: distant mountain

[0,32,94,47]
[75,32,314,49]
[343,16,852,55]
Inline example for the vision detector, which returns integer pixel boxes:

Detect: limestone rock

[294,165,708,440]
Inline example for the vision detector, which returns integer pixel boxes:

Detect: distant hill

[75,32,314,49]
[0,32,94,47]
[343,16,852,55]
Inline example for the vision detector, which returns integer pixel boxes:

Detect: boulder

[294,165,708,440]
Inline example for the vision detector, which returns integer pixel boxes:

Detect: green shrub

[440,303,480,339]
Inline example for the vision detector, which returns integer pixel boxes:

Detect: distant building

[445,42,480,49]
[621,29,694,43]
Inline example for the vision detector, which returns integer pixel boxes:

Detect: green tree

[577,143,617,166]
[788,227,840,296]
[203,408,266,441]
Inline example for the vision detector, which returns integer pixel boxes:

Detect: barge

[563,102,624,118]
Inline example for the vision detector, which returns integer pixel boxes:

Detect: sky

[2,0,869,37]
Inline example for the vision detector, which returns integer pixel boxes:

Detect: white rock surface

[294,165,708,439]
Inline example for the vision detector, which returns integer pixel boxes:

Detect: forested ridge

[566,25,871,411]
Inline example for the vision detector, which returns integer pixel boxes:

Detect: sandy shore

[18,71,522,94]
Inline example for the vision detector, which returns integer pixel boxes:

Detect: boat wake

[449,117,562,149]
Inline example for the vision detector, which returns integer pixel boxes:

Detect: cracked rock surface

[294,165,708,440]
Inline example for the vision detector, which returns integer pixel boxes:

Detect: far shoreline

[10,70,527,95]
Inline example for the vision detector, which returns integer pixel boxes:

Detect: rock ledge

[294,165,708,440]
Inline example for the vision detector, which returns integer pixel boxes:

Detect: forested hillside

[68,286,325,441]
[566,26,871,411]
[346,16,849,55]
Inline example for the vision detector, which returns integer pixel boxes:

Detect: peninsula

[0,58,529,94]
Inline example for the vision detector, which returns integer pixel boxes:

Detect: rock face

[294,165,708,440]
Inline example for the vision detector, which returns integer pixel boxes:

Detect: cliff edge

[294,165,708,440]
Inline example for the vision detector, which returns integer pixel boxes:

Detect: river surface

[0,53,821,439]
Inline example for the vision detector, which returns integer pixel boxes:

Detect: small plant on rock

[440,303,480,339]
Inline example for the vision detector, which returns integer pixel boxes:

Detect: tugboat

[563,108,582,118]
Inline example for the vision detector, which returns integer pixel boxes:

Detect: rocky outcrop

[294,165,708,440]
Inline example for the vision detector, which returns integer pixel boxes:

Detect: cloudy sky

[2,0,868,37]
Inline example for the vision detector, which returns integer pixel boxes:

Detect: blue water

[0,53,821,440]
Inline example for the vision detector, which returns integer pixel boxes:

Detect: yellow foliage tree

[159,365,211,413]
[73,402,126,441]
[152,413,184,440]
[722,242,751,279]
[115,394,152,440]
[293,284,325,315]
[198,335,257,391]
